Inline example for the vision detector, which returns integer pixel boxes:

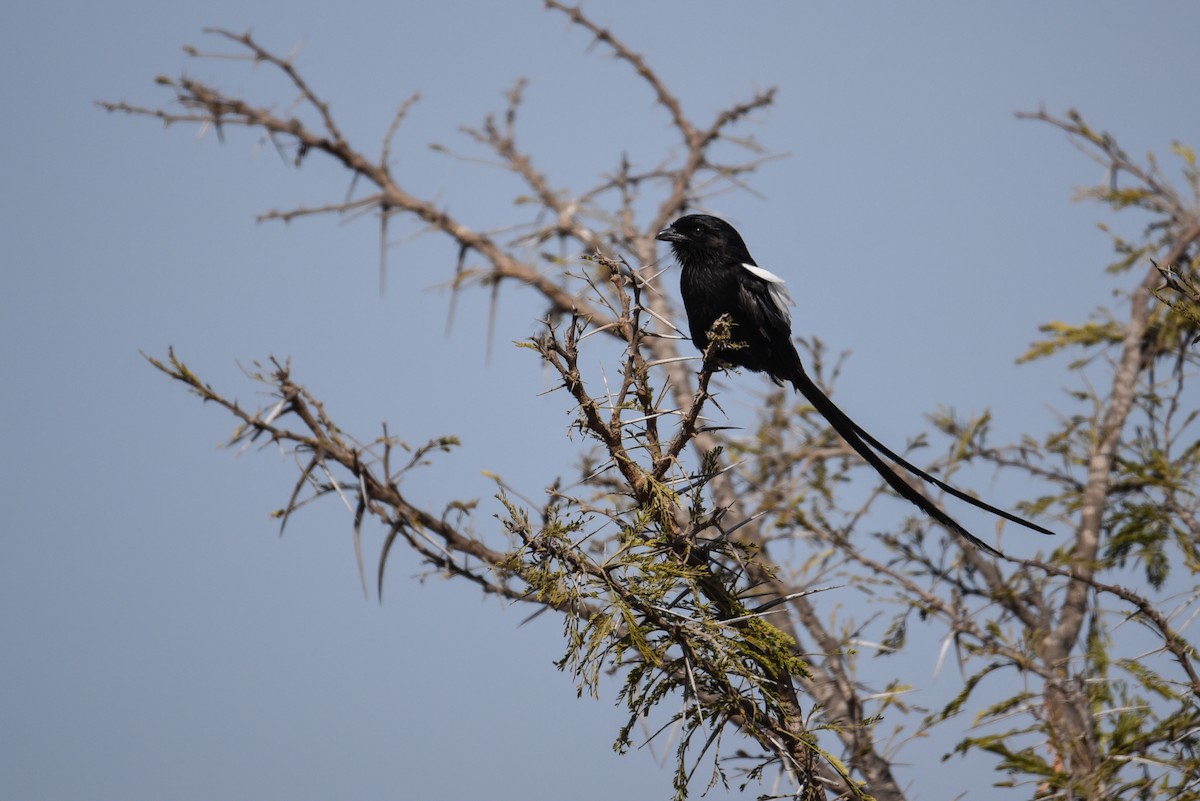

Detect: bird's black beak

[656,225,684,243]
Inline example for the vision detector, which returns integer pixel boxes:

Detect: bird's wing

[741,263,793,326]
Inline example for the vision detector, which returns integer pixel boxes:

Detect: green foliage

[493,266,823,799]
[1017,319,1126,364]
[926,109,1200,801]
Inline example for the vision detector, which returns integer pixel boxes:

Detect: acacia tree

[102,5,1200,799]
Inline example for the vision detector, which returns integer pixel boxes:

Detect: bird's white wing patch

[741,263,794,323]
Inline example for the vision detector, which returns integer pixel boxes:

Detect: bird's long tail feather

[845,412,1056,536]
[788,366,1054,555]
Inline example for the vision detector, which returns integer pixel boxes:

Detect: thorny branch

[107,8,1200,801]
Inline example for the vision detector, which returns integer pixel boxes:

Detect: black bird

[656,213,1054,555]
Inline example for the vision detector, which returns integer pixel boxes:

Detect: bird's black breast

[680,261,798,381]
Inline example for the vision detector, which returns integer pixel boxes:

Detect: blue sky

[3,2,1199,800]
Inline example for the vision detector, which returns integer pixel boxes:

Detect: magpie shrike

[657,213,1053,555]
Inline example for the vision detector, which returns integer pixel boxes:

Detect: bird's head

[656,214,751,266]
